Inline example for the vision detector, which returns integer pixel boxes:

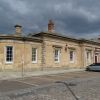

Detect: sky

[0,0,100,38]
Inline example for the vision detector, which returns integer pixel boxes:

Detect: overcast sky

[0,0,100,38]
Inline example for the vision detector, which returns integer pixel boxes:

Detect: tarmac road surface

[0,71,99,93]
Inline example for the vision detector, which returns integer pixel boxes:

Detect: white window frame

[54,49,60,63]
[32,48,37,63]
[5,46,13,64]
[69,50,75,63]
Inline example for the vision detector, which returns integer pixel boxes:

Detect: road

[0,71,99,93]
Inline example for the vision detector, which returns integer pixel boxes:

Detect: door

[95,56,98,63]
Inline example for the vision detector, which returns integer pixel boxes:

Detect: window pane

[70,51,74,62]
[6,46,13,62]
[32,48,37,62]
[54,49,60,62]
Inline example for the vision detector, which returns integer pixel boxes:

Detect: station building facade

[0,20,100,71]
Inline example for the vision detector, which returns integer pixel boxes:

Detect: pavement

[0,71,99,92]
[0,68,84,80]
[0,71,100,100]
[0,70,100,100]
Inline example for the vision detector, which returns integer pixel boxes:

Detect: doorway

[95,55,98,63]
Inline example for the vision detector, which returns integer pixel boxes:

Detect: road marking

[46,74,68,78]
[45,74,78,81]
[35,76,56,81]
[13,80,39,87]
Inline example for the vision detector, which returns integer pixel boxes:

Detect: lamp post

[21,37,25,79]
[21,55,24,79]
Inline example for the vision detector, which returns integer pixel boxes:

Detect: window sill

[32,61,37,64]
[55,61,60,63]
[70,61,75,63]
[5,62,13,64]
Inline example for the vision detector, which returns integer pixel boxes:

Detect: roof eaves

[0,35,42,42]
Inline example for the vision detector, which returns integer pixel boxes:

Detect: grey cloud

[0,0,100,38]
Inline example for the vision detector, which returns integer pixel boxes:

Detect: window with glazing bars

[6,46,13,63]
[32,48,37,63]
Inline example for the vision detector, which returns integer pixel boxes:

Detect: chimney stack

[48,20,54,32]
[14,24,22,35]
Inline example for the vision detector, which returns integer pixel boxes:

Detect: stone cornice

[33,32,80,43]
[0,35,42,43]
[1,32,100,46]
[79,39,100,46]
[33,32,100,46]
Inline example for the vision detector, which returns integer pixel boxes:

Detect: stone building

[0,20,100,71]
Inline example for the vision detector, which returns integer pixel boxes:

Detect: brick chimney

[14,24,22,35]
[48,20,54,32]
